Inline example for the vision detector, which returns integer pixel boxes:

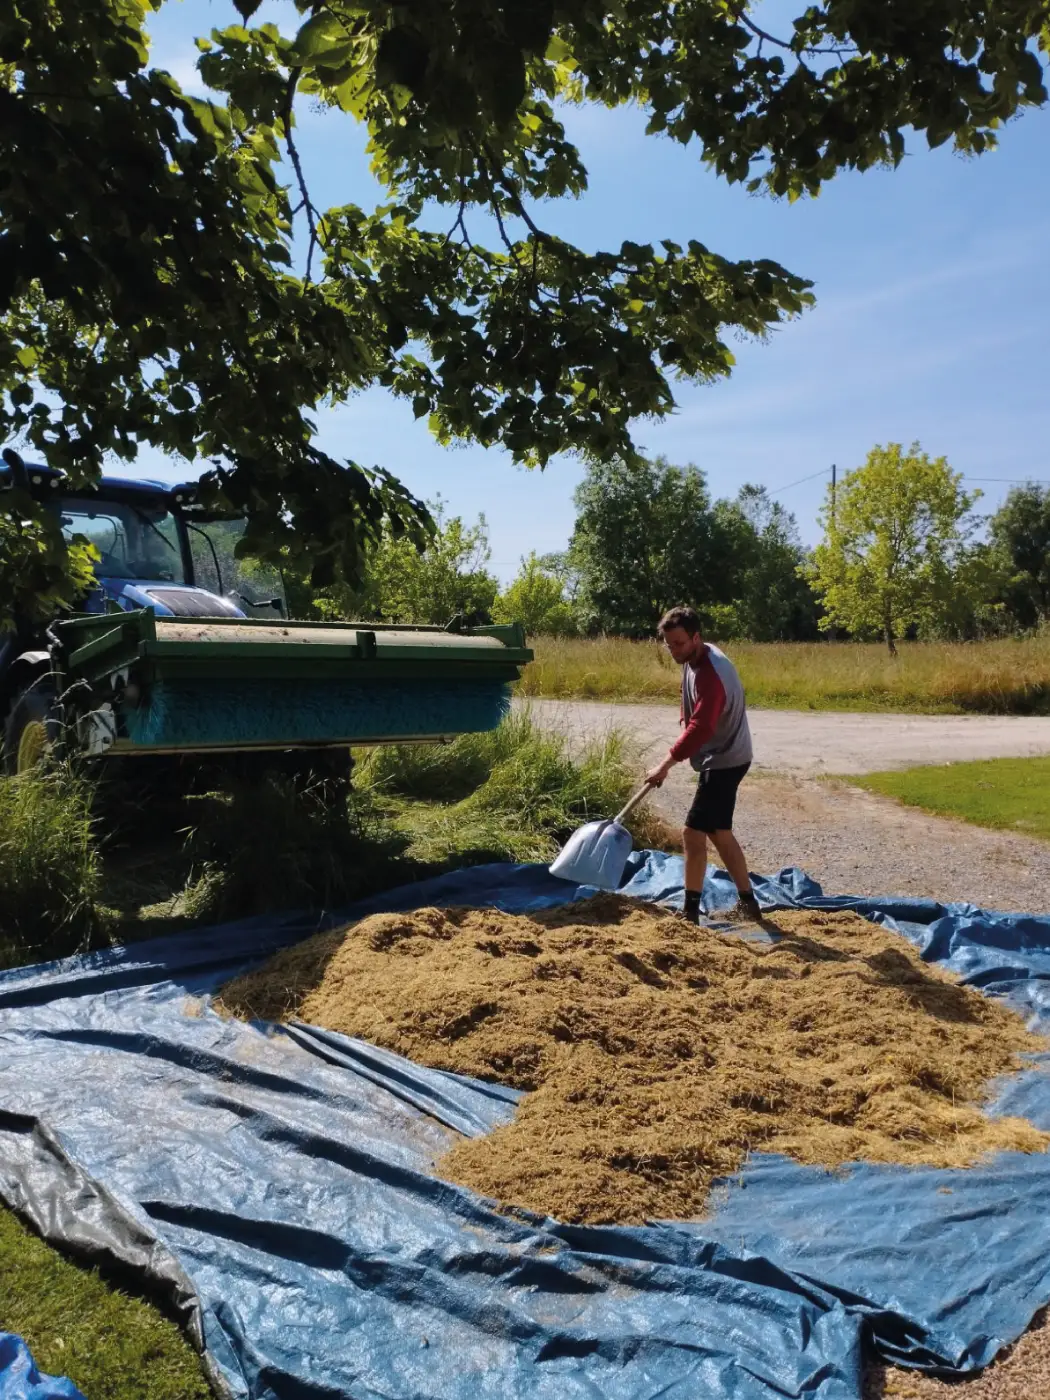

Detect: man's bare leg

[681,826,709,921]
[709,829,761,917]
[709,830,750,894]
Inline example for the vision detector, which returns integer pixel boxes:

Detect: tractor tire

[3,681,60,776]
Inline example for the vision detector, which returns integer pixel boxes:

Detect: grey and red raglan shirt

[669,643,753,772]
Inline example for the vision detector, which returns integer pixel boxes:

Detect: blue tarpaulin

[1,855,1049,1400]
[0,1335,84,1400]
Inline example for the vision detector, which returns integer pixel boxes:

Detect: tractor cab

[2,458,282,621]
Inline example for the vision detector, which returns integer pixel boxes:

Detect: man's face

[661,626,702,664]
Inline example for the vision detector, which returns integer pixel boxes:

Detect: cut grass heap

[219,896,1048,1225]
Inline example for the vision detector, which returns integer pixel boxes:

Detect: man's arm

[646,668,726,786]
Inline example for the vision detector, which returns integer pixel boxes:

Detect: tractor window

[59,499,187,583]
[187,518,285,612]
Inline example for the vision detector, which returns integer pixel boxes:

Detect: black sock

[684,889,703,919]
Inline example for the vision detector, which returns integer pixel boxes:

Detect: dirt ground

[524,699,1050,914]
[522,698,1050,776]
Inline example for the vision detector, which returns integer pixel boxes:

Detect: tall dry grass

[518,634,1050,714]
[0,766,103,964]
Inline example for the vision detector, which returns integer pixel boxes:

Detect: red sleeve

[669,660,726,762]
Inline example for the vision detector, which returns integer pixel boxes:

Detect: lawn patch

[0,1207,211,1400]
[852,757,1050,843]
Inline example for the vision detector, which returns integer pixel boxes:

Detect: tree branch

[282,68,321,284]
[727,3,855,58]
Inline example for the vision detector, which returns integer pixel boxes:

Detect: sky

[140,1,1050,582]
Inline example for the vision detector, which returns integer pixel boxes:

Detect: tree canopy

[2,1,1048,591]
[712,485,821,641]
[492,553,576,635]
[567,455,744,634]
[317,501,498,624]
[805,442,985,653]
[987,483,1050,630]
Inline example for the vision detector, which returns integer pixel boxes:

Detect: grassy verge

[851,757,1050,843]
[518,635,1050,715]
[0,766,103,969]
[0,1207,211,1400]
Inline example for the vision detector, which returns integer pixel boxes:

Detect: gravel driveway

[522,699,1050,914]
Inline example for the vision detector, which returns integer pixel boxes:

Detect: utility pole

[828,464,837,643]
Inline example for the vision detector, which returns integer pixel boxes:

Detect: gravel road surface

[522,698,1050,914]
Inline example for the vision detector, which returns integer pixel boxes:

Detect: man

[645,606,761,923]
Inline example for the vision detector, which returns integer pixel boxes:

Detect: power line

[767,467,1050,497]
[767,467,831,497]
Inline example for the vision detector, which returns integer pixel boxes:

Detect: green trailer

[51,610,532,760]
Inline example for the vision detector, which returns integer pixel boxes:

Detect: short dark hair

[658,605,702,637]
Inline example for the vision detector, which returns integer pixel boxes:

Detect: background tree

[987,484,1050,631]
[711,485,821,641]
[805,443,986,655]
[3,1,1048,604]
[568,456,744,635]
[492,554,577,635]
[318,502,498,625]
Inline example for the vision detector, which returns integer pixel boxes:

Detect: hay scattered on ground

[217,897,1048,1224]
[865,1307,1050,1400]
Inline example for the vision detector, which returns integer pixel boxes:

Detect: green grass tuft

[0,766,104,966]
[179,774,406,923]
[851,756,1050,844]
[360,708,668,867]
[0,1207,211,1400]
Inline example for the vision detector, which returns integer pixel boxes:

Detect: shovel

[549,783,654,891]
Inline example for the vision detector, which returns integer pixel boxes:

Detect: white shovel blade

[549,819,634,891]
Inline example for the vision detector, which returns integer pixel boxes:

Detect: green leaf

[290,11,346,62]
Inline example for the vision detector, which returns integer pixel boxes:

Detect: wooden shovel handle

[614,783,654,826]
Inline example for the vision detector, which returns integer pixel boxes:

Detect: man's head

[657,606,706,664]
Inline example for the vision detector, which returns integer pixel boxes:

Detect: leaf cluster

[0,479,98,630]
[2,0,1048,606]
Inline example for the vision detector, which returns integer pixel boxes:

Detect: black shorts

[685,762,750,834]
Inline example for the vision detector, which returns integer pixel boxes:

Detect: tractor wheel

[3,682,60,776]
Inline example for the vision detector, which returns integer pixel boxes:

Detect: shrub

[362,710,668,867]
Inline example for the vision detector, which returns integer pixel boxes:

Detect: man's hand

[645,756,675,788]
